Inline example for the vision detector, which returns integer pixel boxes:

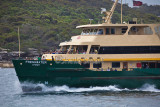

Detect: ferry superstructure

[42,0,160,71]
[42,23,160,71]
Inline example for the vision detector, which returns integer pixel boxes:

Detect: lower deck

[81,61,160,71]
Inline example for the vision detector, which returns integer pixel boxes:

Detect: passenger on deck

[101,68,103,71]
[51,56,54,61]
[76,50,79,54]
[110,68,113,71]
[94,50,98,54]
[96,68,100,71]
[107,67,110,71]
[55,51,59,54]
[146,64,149,69]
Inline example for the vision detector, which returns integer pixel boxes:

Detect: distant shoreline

[0,61,14,68]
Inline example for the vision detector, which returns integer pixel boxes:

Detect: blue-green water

[0,68,160,107]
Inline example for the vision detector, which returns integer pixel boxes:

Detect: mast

[102,0,119,24]
[18,27,21,57]
[121,0,123,24]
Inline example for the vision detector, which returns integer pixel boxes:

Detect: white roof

[76,23,160,29]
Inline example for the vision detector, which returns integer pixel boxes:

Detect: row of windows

[81,62,120,68]
[81,26,156,36]
[81,62,160,69]
[98,46,160,54]
[81,29,103,35]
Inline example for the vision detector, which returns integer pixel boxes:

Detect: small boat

[13,0,160,89]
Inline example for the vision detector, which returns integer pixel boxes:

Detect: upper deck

[60,23,160,47]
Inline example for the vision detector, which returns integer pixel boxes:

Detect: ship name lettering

[25,61,47,64]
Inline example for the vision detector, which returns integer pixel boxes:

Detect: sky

[118,0,160,7]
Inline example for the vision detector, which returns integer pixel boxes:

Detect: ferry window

[106,28,110,34]
[81,29,87,35]
[112,62,120,68]
[61,46,69,54]
[154,26,160,38]
[90,45,100,54]
[111,28,115,34]
[97,29,103,35]
[86,29,90,35]
[81,30,84,35]
[149,63,156,68]
[98,46,160,54]
[93,29,98,35]
[81,62,90,68]
[157,63,160,68]
[144,26,153,35]
[122,28,127,34]
[73,45,88,54]
[82,29,100,35]
[93,62,102,68]
[129,26,153,35]
[142,62,157,68]
[89,29,94,35]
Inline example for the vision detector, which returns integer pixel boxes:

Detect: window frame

[112,62,120,68]
[93,62,102,68]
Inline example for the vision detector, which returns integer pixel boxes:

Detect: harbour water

[0,68,160,107]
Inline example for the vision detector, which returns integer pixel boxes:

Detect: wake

[15,82,160,93]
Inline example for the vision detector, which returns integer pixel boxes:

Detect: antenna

[121,0,123,24]
[89,19,93,24]
[18,27,21,58]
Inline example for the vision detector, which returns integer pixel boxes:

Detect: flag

[133,0,143,6]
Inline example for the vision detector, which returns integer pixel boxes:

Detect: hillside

[0,0,160,52]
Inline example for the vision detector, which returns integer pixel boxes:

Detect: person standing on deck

[107,67,110,71]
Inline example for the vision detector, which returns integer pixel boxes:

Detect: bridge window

[129,26,153,35]
[81,29,103,35]
[105,27,128,35]
[89,29,94,35]
[111,28,115,34]
[155,26,160,34]
[155,26,160,39]
[93,29,98,35]
[106,28,110,34]
[97,29,103,35]
[122,27,128,34]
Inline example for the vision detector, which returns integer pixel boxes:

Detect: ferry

[13,0,160,90]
